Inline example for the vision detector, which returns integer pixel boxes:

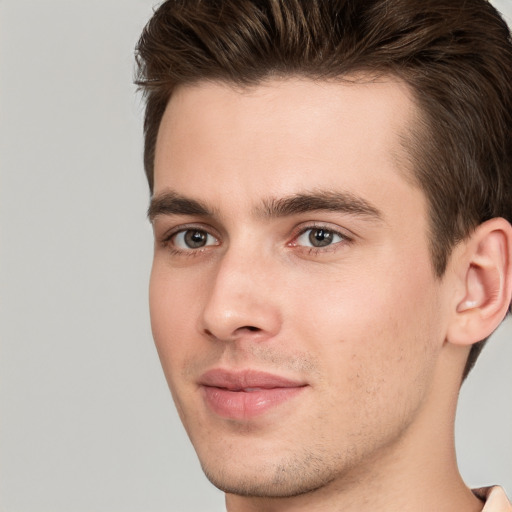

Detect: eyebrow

[258,191,383,220]
[148,190,383,222]
[148,191,213,221]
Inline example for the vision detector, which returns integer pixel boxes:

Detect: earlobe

[448,218,512,346]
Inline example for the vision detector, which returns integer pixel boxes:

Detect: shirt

[474,486,512,512]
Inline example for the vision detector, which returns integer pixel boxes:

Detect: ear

[447,218,512,346]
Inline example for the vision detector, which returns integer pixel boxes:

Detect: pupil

[185,230,206,248]
[309,229,333,247]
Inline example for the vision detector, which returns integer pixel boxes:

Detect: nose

[200,247,282,342]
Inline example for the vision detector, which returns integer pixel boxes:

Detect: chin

[198,451,341,499]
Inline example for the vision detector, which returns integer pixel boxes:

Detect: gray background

[0,1,511,511]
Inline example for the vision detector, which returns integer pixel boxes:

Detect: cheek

[149,265,202,377]
[290,271,441,456]
[289,255,442,394]
[149,264,209,426]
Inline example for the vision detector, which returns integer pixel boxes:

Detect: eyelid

[289,222,353,242]
[287,222,354,254]
[174,230,219,250]
[159,222,221,248]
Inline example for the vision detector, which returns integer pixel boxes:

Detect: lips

[199,369,307,420]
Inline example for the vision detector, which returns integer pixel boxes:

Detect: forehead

[153,77,420,215]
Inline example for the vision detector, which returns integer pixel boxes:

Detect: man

[135,1,512,510]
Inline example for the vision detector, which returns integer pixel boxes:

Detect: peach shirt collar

[475,486,512,511]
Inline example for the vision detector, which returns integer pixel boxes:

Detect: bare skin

[149,77,511,511]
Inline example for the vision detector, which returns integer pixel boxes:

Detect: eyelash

[159,223,352,257]
[289,223,353,255]
[160,224,219,258]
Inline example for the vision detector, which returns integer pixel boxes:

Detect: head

[137,0,512,379]
[136,0,512,504]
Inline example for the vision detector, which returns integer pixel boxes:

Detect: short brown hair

[135,0,512,378]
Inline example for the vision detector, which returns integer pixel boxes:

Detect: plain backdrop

[1,1,511,511]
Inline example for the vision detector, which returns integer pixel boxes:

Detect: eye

[172,229,218,249]
[295,227,344,248]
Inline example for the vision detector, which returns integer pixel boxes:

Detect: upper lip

[199,369,307,391]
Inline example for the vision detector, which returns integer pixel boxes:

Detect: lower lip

[202,386,305,420]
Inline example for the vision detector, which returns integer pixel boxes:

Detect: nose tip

[202,296,280,342]
[199,257,281,343]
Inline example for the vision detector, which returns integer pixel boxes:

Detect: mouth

[199,369,308,420]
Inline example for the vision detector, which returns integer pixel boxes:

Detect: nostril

[203,326,260,339]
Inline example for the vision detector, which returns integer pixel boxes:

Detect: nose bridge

[200,241,281,341]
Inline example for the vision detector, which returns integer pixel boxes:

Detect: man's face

[149,78,451,497]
